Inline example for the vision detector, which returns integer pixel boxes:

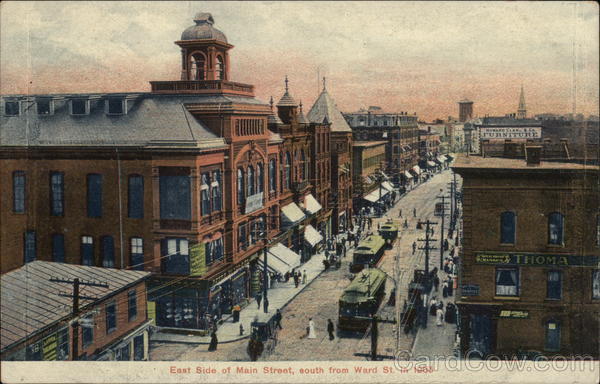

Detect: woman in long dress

[308,318,317,339]
[436,308,444,326]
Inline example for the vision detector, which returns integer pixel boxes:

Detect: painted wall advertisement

[479,127,542,139]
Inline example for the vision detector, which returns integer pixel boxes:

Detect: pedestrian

[294,272,300,288]
[302,270,307,284]
[232,304,241,323]
[327,319,335,341]
[256,293,262,309]
[275,309,283,329]
[284,271,290,282]
[399,208,402,218]
[447,277,454,296]
[404,218,408,228]
[429,297,437,316]
[264,297,269,312]
[239,324,244,336]
[208,331,218,351]
[308,318,316,339]
[436,307,444,326]
[442,281,448,298]
[433,275,440,292]
[413,207,417,218]
[412,241,417,255]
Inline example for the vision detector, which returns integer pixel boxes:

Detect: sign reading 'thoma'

[480,127,542,139]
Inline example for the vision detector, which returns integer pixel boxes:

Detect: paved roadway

[149,169,455,361]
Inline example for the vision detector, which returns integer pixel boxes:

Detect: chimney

[525,146,542,166]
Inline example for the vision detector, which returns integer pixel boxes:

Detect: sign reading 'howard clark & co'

[475,252,599,267]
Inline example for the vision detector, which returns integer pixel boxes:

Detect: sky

[1,1,598,121]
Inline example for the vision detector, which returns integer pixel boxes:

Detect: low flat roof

[352,141,387,148]
[452,155,599,171]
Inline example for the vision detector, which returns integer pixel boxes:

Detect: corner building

[452,154,600,358]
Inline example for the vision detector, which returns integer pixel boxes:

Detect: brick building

[307,81,353,234]
[1,261,151,361]
[0,12,341,334]
[344,107,419,188]
[452,153,600,358]
[351,141,391,212]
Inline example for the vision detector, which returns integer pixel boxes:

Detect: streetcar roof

[340,268,386,303]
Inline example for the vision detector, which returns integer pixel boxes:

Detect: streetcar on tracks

[338,267,387,331]
[378,220,399,247]
[349,235,386,273]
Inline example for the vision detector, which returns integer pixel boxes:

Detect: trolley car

[378,220,399,247]
[338,268,387,331]
[350,235,386,273]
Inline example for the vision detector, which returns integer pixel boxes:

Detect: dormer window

[106,98,125,115]
[37,99,53,115]
[70,99,89,115]
[4,101,20,116]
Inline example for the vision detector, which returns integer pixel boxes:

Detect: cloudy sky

[1,1,598,120]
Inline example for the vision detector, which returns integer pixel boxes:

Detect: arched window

[201,172,211,216]
[257,163,264,193]
[548,212,564,245]
[285,152,292,189]
[237,168,245,206]
[216,55,225,80]
[189,53,205,80]
[246,166,256,196]
[211,170,221,212]
[279,153,285,193]
[269,159,277,193]
[300,150,306,181]
[500,211,516,244]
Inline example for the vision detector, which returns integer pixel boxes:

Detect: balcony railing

[150,80,254,96]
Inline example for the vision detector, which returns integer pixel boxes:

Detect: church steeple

[517,84,527,119]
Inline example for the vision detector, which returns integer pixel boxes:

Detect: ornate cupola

[276,76,299,124]
[297,101,309,125]
[268,96,284,126]
[176,12,233,81]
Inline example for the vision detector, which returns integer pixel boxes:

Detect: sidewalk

[151,250,329,345]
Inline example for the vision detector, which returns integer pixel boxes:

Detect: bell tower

[175,13,233,81]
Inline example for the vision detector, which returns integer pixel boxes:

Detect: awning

[304,194,322,215]
[427,161,437,168]
[404,171,413,179]
[304,225,324,247]
[363,187,390,203]
[438,155,447,163]
[281,202,306,227]
[259,243,301,275]
[381,181,395,192]
[411,165,422,175]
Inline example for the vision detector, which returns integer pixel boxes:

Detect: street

[149,169,460,361]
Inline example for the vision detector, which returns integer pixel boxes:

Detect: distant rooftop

[353,141,387,148]
[452,154,599,171]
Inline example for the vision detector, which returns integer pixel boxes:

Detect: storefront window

[495,267,519,296]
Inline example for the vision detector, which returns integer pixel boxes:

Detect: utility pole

[353,315,396,361]
[50,277,108,360]
[436,189,450,270]
[417,220,438,276]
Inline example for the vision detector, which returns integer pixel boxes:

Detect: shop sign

[245,192,264,214]
[499,310,529,319]
[42,334,58,361]
[475,252,599,267]
[480,127,541,139]
[190,243,207,277]
[461,284,480,296]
